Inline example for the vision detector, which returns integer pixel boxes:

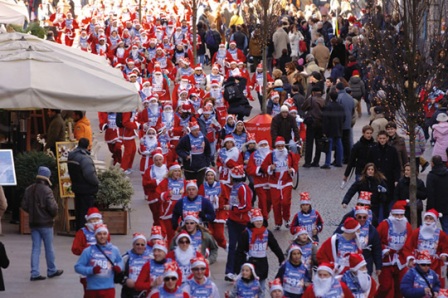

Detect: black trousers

[74,195,96,231]
[184,168,206,188]
[305,125,323,165]
[342,129,351,163]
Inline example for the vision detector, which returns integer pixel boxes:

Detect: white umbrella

[0,0,29,26]
[0,32,140,112]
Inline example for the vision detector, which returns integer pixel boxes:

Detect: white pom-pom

[406,199,410,203]
[440,213,443,218]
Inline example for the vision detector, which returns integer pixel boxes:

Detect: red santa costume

[142,149,168,226]
[152,47,175,77]
[302,263,354,298]
[93,35,108,56]
[188,87,205,116]
[317,217,363,274]
[211,44,228,74]
[138,127,160,174]
[151,65,171,103]
[217,135,243,198]
[172,76,192,108]
[261,136,298,228]
[402,208,448,287]
[107,30,122,50]
[127,44,146,71]
[205,64,224,90]
[226,41,246,63]
[289,192,324,240]
[161,36,174,58]
[121,111,141,173]
[246,139,271,220]
[341,254,377,298]
[376,201,412,298]
[49,9,66,44]
[199,104,221,156]
[98,112,122,165]
[189,64,207,90]
[62,13,78,47]
[250,63,273,98]
[138,95,161,132]
[78,29,91,52]
[156,103,183,145]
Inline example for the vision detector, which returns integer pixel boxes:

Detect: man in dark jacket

[67,138,99,231]
[344,125,376,181]
[42,109,65,155]
[270,105,300,148]
[336,82,355,164]
[223,76,252,120]
[321,91,345,169]
[426,155,448,233]
[21,166,63,281]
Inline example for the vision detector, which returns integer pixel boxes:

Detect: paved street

[1,98,434,297]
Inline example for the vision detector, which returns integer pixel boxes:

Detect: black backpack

[205,30,217,48]
[224,84,244,104]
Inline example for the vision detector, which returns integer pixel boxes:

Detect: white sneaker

[284,220,291,228]
[225,273,236,282]
[124,169,132,175]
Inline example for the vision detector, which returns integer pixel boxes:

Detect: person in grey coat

[336,82,355,164]
[272,23,290,60]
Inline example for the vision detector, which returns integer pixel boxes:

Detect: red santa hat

[194,64,203,71]
[185,179,198,190]
[128,72,137,78]
[212,64,220,70]
[349,253,367,272]
[179,88,189,96]
[341,217,361,234]
[300,192,311,205]
[85,207,102,221]
[229,40,237,46]
[132,232,147,244]
[258,139,269,146]
[424,208,443,220]
[181,103,192,113]
[237,60,244,65]
[114,62,123,69]
[156,46,165,52]
[182,57,190,65]
[222,134,236,146]
[167,21,174,27]
[163,261,179,279]
[94,224,109,235]
[210,79,220,87]
[358,191,372,205]
[391,200,407,215]
[271,91,280,99]
[156,25,163,31]
[354,206,369,216]
[289,106,298,114]
[153,239,168,254]
[146,126,157,135]
[275,136,285,146]
[98,35,106,41]
[256,63,263,70]
[163,102,173,110]
[141,79,151,87]
[150,225,164,240]
[205,167,217,178]
[184,211,200,224]
[352,70,360,76]
[415,250,432,264]
[202,105,213,115]
[249,208,264,223]
[219,43,226,48]
[269,278,284,294]
[240,263,259,280]
[176,231,192,245]
[153,65,162,74]
[287,244,303,259]
[317,262,336,276]
[169,162,181,171]
[292,226,309,240]
[189,121,200,131]
[230,165,245,179]
[181,75,190,82]
[152,148,164,160]
[190,256,207,269]
[155,122,166,134]
[229,60,238,65]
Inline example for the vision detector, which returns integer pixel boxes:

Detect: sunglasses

[357,203,367,207]
[185,222,196,225]
[164,277,178,281]
[356,216,367,220]
[420,264,430,267]
[134,243,146,246]
[192,267,206,271]
[179,240,190,244]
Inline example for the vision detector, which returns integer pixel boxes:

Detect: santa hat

[258,139,269,146]
[275,136,285,146]
[153,65,162,74]
[226,114,235,121]
[249,208,264,223]
[229,40,237,46]
[230,165,245,179]
[163,102,173,110]
[194,64,203,71]
[415,250,432,264]
[190,256,207,268]
[229,60,237,65]
[358,191,372,205]
[212,64,220,70]
[240,263,259,280]
[156,25,163,31]
[179,88,189,96]
[94,224,109,235]
[205,167,217,178]
[269,278,283,294]
[182,57,190,65]
[156,46,165,52]
[354,206,369,215]
[132,232,147,244]
[349,253,367,271]
[152,148,164,160]
[146,127,157,135]
[424,208,443,220]
[180,75,190,83]
[155,123,166,133]
[231,68,241,77]
[287,244,303,259]
[184,211,200,224]
[317,262,335,276]
[185,179,198,190]
[98,35,106,41]
[300,192,311,205]
[210,79,220,87]
[153,239,168,254]
[391,200,407,215]
[189,121,200,131]
[128,72,137,78]
[246,132,256,144]
[163,261,179,279]
[176,232,192,245]
[167,21,174,27]
[222,134,236,146]
[289,106,298,114]
[142,79,151,86]
[219,43,226,48]
[341,217,361,234]
[169,162,181,171]
[292,226,309,240]
[237,60,244,65]
[181,103,192,113]
[85,207,102,221]
[149,225,164,240]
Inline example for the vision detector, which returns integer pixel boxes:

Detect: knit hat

[230,165,245,179]
[132,232,147,244]
[424,209,443,220]
[391,201,407,214]
[153,239,168,254]
[287,244,303,259]
[300,192,311,205]
[94,224,109,235]
[36,166,52,186]
[275,136,286,146]
[184,211,200,224]
[269,278,284,294]
[354,206,369,215]
[149,225,164,240]
[317,262,335,276]
[358,191,372,205]
[280,105,289,112]
[436,113,448,122]
[341,217,361,234]
[349,253,367,271]
[249,208,264,223]
[163,261,179,279]
[176,232,191,245]
[274,79,283,87]
[85,207,102,221]
[185,179,198,190]
[415,250,432,264]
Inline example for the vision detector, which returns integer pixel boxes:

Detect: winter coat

[21,180,58,228]
[432,121,448,161]
[67,147,99,196]
[272,27,290,59]
[388,134,408,170]
[342,176,388,208]
[403,125,426,157]
[270,113,300,145]
[302,95,326,128]
[367,143,401,184]
[288,30,303,58]
[348,76,365,100]
[322,101,345,138]
[344,62,361,81]
[329,42,347,66]
[344,136,376,177]
[426,164,448,214]
[0,241,9,291]
[175,133,211,172]
[44,113,65,151]
[400,266,441,298]
[330,63,345,81]
[370,114,388,139]
[394,176,427,203]
[311,43,330,69]
[337,89,355,130]
[304,60,322,75]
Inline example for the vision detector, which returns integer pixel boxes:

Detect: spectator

[344,125,376,182]
[21,166,64,281]
[336,82,355,164]
[370,106,388,139]
[344,55,361,81]
[385,121,408,171]
[42,109,65,155]
[330,58,345,82]
[205,24,221,65]
[348,70,366,117]
[0,241,9,291]
[329,37,347,67]
[311,37,330,70]
[72,111,93,146]
[272,22,290,61]
[426,155,448,233]
[270,105,300,147]
[304,54,322,75]
[432,113,448,162]
[288,24,304,61]
[320,13,334,48]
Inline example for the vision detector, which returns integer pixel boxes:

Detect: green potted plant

[96,165,134,234]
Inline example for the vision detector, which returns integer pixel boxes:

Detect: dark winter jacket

[388,134,408,171]
[337,89,355,130]
[322,101,345,138]
[394,177,427,203]
[330,63,345,81]
[270,113,300,145]
[67,147,99,196]
[344,62,361,81]
[348,76,366,100]
[171,195,216,230]
[400,266,441,298]
[175,133,211,172]
[344,136,376,177]
[367,143,401,184]
[21,180,58,228]
[342,176,387,207]
[302,94,326,128]
[426,164,448,214]
[0,241,9,291]
[329,42,347,66]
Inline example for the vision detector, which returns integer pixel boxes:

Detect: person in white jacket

[288,24,304,61]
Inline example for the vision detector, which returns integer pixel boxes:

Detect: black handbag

[95,245,125,284]
[317,136,330,152]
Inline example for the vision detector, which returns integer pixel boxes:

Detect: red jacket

[376,219,412,269]
[261,150,298,189]
[246,150,270,187]
[302,281,354,298]
[227,183,252,225]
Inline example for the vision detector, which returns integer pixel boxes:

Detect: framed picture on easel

[0,149,17,186]
[55,141,78,198]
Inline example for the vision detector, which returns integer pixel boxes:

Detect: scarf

[250,226,266,244]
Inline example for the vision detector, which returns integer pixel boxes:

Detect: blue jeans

[325,137,343,166]
[440,216,448,234]
[225,219,246,274]
[197,55,205,65]
[31,227,57,277]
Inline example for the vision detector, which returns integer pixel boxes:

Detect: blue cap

[36,166,52,185]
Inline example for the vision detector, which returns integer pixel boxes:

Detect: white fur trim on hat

[94,225,109,235]
[185,180,198,189]
[153,242,168,254]
[133,234,147,243]
[191,259,207,268]
[176,233,192,244]
[184,214,200,224]
[163,270,178,279]
[317,265,335,276]
[240,263,259,280]
[341,223,361,234]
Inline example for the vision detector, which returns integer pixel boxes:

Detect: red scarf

[250,226,266,244]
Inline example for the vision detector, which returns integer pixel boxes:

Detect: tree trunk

[408,119,418,228]
[262,47,267,114]
[192,0,197,65]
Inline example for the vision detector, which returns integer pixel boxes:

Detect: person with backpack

[223,76,252,121]
[205,24,221,65]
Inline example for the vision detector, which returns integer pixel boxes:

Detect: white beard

[388,215,408,234]
[149,103,159,115]
[258,147,270,159]
[356,270,371,293]
[313,276,333,297]
[141,87,152,97]
[180,82,188,89]
[131,49,139,57]
[218,49,226,56]
[163,111,173,123]
[175,245,195,265]
[275,148,288,159]
[141,36,148,43]
[85,220,103,232]
[210,90,221,98]
[152,164,167,180]
[226,147,240,161]
[154,75,163,86]
[145,135,157,147]
[116,47,125,57]
[420,222,437,240]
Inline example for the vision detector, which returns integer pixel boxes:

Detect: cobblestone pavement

[1,97,433,297]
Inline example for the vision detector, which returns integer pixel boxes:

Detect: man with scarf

[376,201,413,298]
[303,263,354,298]
[261,136,298,230]
[403,209,448,287]
[176,121,211,184]
[246,139,271,220]
[234,208,285,293]
[341,253,377,297]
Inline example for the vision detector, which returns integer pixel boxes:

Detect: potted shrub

[96,165,133,234]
